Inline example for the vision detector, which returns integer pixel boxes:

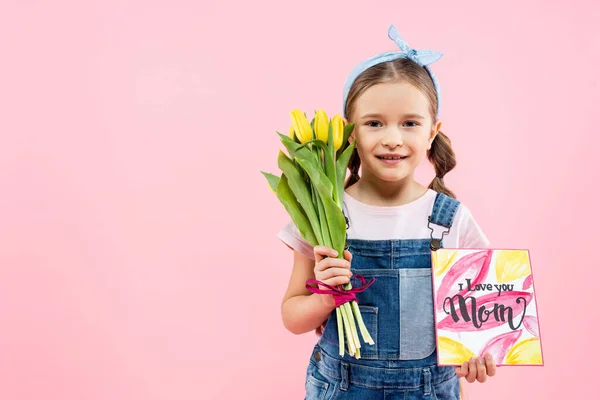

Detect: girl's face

[350,81,441,184]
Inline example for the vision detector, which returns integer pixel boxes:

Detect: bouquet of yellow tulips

[261,109,375,359]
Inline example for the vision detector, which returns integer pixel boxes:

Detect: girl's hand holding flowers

[313,246,353,308]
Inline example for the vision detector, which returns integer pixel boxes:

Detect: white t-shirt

[277,189,490,260]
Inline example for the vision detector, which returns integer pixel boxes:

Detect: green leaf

[326,122,338,206]
[278,150,323,245]
[295,157,345,254]
[295,154,333,197]
[336,123,355,160]
[260,171,280,193]
[336,141,356,207]
[275,174,318,246]
[278,133,319,166]
[315,187,332,248]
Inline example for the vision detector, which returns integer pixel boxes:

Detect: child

[278,25,496,399]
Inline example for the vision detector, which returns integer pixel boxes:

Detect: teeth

[380,156,401,160]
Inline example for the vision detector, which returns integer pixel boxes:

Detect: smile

[376,156,408,160]
[376,155,408,166]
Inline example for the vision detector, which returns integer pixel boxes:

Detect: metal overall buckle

[428,217,450,251]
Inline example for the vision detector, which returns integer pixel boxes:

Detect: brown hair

[343,58,457,199]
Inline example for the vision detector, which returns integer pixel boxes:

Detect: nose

[381,126,404,148]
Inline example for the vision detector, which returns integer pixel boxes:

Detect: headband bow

[342,24,444,117]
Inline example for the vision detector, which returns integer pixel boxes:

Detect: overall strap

[428,192,461,250]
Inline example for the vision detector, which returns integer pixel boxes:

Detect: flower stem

[351,300,374,345]
[339,302,356,355]
[344,302,360,350]
[336,307,344,357]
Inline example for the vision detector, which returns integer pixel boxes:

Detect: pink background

[0,0,598,399]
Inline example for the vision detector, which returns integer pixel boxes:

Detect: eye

[365,120,382,128]
[403,121,419,127]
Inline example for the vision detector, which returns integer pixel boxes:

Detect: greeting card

[431,249,544,366]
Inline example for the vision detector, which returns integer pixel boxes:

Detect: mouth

[376,155,408,160]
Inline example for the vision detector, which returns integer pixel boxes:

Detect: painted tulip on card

[505,338,543,364]
[523,315,540,337]
[495,250,531,283]
[260,109,376,359]
[479,330,522,363]
[436,250,493,312]
[438,336,476,365]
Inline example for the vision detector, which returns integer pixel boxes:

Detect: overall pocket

[305,374,329,400]
[320,305,379,359]
[355,305,378,359]
[399,268,436,359]
[305,362,331,400]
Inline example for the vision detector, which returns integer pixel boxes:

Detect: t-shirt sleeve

[276,220,315,260]
[456,204,491,248]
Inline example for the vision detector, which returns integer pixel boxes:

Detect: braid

[344,148,361,189]
[427,131,457,199]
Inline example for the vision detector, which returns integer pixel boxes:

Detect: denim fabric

[306,192,461,399]
[305,345,460,400]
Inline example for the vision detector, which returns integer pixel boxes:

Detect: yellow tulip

[289,125,295,140]
[290,109,313,143]
[331,114,344,151]
[314,109,329,143]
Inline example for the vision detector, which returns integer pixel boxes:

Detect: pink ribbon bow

[305,275,376,307]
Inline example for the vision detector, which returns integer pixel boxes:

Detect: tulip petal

[437,291,532,332]
[437,336,476,365]
[290,109,313,143]
[479,330,522,363]
[331,114,344,151]
[504,338,543,365]
[435,250,493,312]
[522,275,533,290]
[495,250,531,283]
[523,315,539,337]
[432,249,458,277]
[314,109,329,143]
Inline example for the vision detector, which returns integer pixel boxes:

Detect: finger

[313,245,338,263]
[344,249,353,263]
[317,267,353,281]
[484,353,497,377]
[455,361,468,378]
[476,357,487,383]
[316,257,351,272]
[466,357,477,383]
[320,275,351,287]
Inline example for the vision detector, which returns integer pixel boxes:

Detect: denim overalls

[305,193,461,400]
